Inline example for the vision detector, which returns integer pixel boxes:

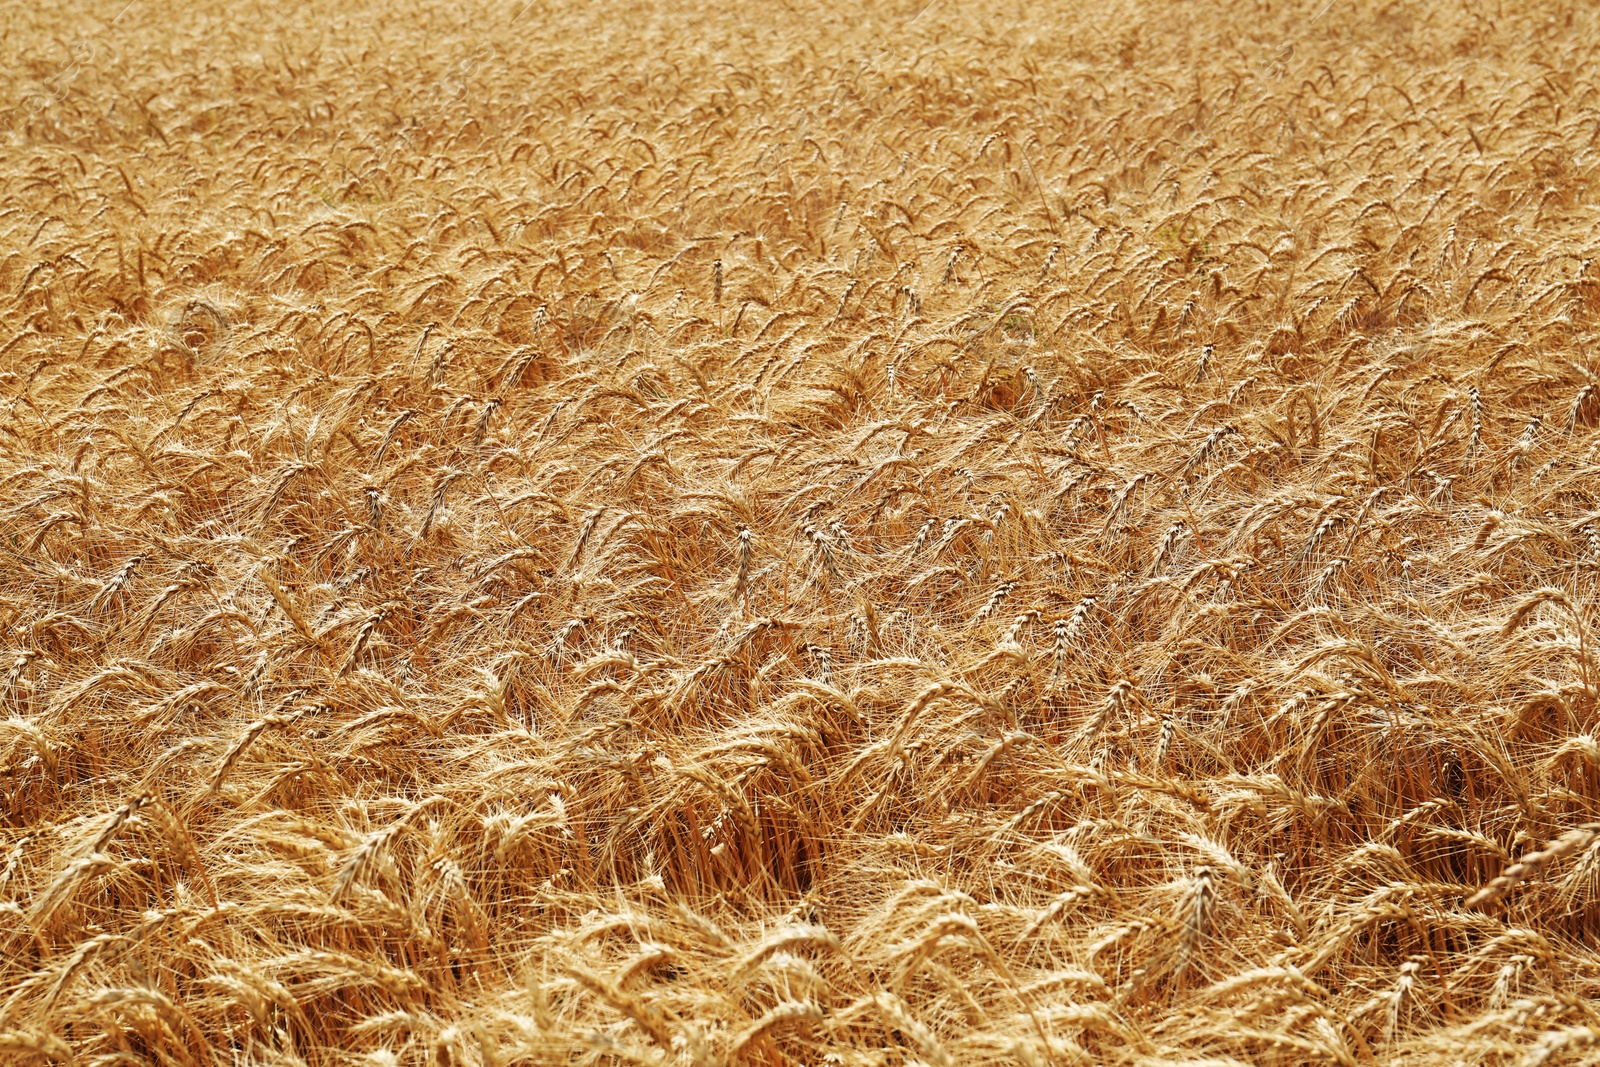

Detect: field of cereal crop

[5,0,1600,1063]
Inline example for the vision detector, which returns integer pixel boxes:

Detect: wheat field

[3,0,1600,1063]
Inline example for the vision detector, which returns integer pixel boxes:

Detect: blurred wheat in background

[3,0,1600,1063]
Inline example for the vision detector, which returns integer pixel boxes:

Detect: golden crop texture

[4,0,1600,1063]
